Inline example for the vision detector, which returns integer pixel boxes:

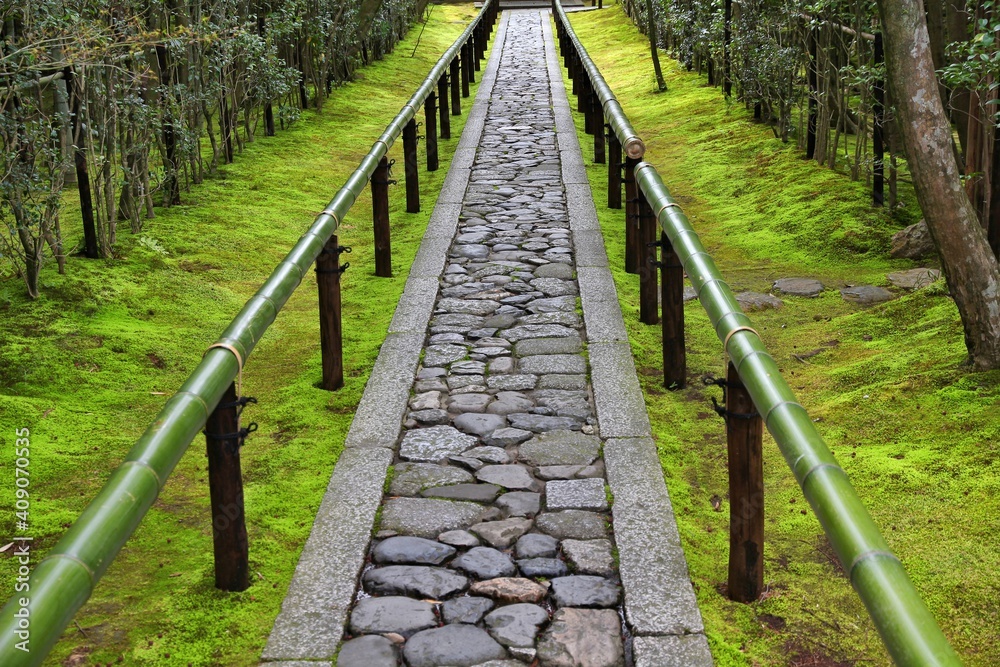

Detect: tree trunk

[877,0,1000,369]
[647,0,667,92]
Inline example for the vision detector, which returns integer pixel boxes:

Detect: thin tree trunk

[647,0,667,92]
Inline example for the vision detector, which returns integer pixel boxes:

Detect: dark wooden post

[608,129,622,208]
[461,46,471,97]
[726,361,764,603]
[474,25,483,70]
[403,118,420,213]
[873,32,885,207]
[204,382,250,592]
[593,94,605,163]
[660,231,685,388]
[425,93,439,172]
[624,157,639,274]
[638,193,659,324]
[372,156,393,277]
[317,236,347,390]
[585,80,597,136]
[576,66,586,113]
[451,58,462,115]
[467,40,476,84]
[438,75,451,139]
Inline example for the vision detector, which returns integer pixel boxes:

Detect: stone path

[263,9,711,667]
[340,13,624,666]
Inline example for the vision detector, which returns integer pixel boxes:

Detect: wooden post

[317,236,346,390]
[467,40,476,84]
[584,79,595,135]
[438,75,451,139]
[425,93,438,172]
[474,25,483,70]
[624,157,639,274]
[638,193,659,325]
[461,46,471,97]
[608,130,622,208]
[403,118,420,213]
[593,93,606,164]
[726,361,764,603]
[204,382,250,592]
[576,66,586,113]
[660,231,685,388]
[451,58,462,115]
[372,156,393,277]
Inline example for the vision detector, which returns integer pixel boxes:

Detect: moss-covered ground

[0,6,490,665]
[564,5,999,666]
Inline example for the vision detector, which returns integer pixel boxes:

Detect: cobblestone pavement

[339,11,631,667]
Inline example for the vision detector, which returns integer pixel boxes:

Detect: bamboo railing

[0,2,498,664]
[551,1,962,664]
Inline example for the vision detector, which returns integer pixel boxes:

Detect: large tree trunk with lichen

[877,0,1000,370]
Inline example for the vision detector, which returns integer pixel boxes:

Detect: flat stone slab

[470,517,534,549]
[487,374,538,391]
[496,491,541,518]
[514,336,583,356]
[537,374,587,390]
[403,624,508,667]
[438,529,479,548]
[454,412,508,437]
[507,413,584,432]
[517,557,568,578]
[519,354,587,375]
[452,546,517,579]
[476,464,537,490]
[501,324,578,341]
[400,426,478,462]
[550,575,621,608]
[520,430,601,466]
[449,393,494,413]
[841,284,895,304]
[534,262,575,279]
[380,498,482,538]
[483,427,533,446]
[373,536,456,565]
[537,608,624,667]
[338,635,399,667]
[515,533,559,559]
[424,343,470,367]
[562,539,615,577]
[773,277,824,297]
[632,635,714,667]
[533,389,591,419]
[423,483,502,503]
[463,446,511,464]
[736,291,783,311]
[526,295,577,313]
[437,297,500,316]
[442,596,495,624]
[536,510,607,540]
[363,565,469,599]
[390,463,474,497]
[349,596,437,637]
[546,478,608,511]
[484,603,550,648]
[469,577,549,604]
[888,267,941,289]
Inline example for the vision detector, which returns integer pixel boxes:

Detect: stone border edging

[259,13,511,663]
[540,14,714,666]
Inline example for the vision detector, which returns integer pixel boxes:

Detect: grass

[0,5,491,665]
[564,5,999,666]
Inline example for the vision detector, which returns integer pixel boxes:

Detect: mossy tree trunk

[647,0,667,92]
[877,0,1000,370]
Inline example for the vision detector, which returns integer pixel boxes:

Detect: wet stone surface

[343,12,623,664]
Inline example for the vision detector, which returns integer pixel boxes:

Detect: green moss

[564,4,998,666]
[0,6,491,666]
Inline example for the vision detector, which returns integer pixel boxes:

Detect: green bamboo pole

[632,164,961,667]
[552,0,644,160]
[0,2,495,664]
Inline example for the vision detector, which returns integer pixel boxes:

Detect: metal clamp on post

[203,397,258,454]
[702,375,759,422]
[373,159,398,186]
[315,245,352,275]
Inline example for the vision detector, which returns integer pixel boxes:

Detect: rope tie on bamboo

[656,202,684,219]
[206,343,245,397]
[724,326,760,357]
